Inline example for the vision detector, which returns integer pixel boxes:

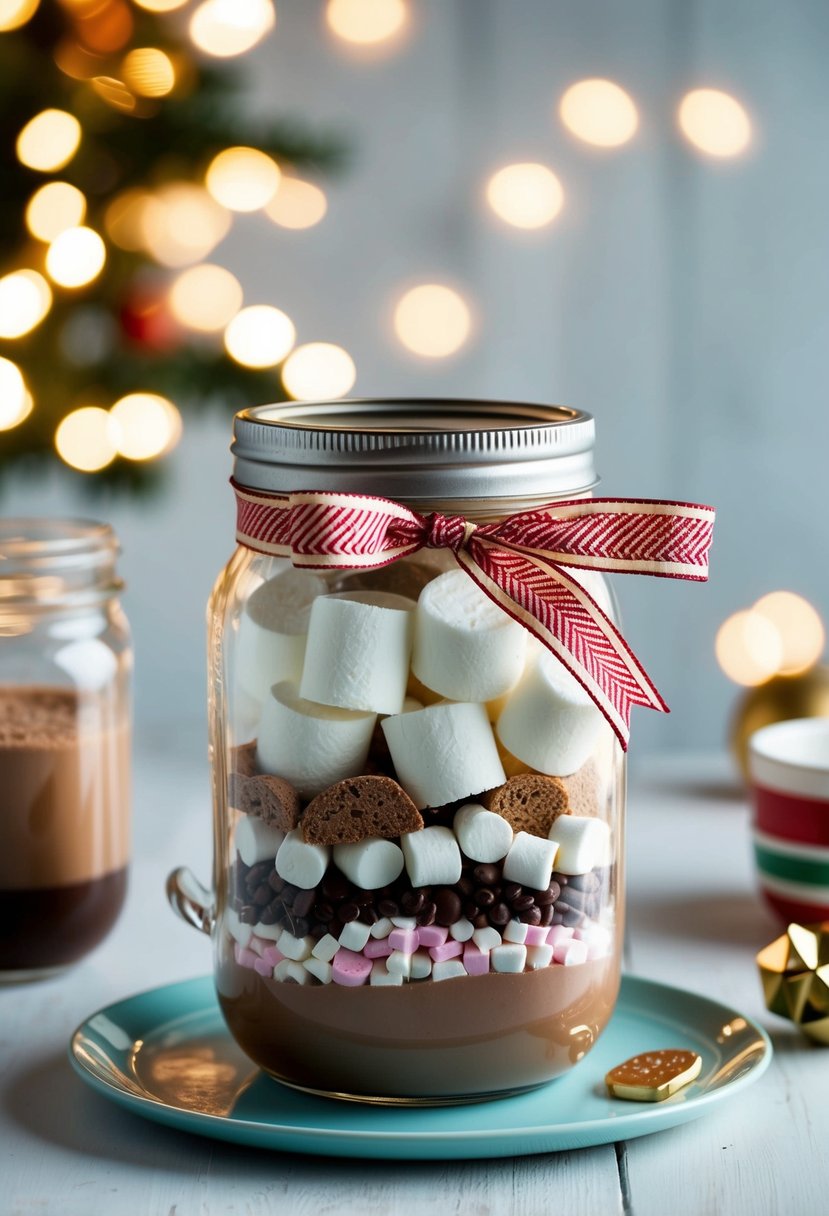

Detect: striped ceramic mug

[748,718,829,922]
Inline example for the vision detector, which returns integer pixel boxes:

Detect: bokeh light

[224,305,295,368]
[393,283,471,358]
[105,189,153,252]
[0,358,29,430]
[26,182,86,243]
[16,109,82,172]
[91,75,136,113]
[281,342,356,399]
[265,176,328,229]
[326,0,407,45]
[189,0,275,58]
[122,47,176,97]
[486,163,564,229]
[716,610,784,687]
[140,183,231,266]
[132,0,187,11]
[205,147,280,212]
[110,392,182,460]
[753,592,825,676]
[678,88,751,158]
[0,270,52,338]
[55,406,118,472]
[45,226,106,288]
[0,0,39,32]
[559,78,638,148]
[169,263,243,332]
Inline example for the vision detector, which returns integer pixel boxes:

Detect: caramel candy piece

[302,774,424,846]
[481,774,569,838]
[240,774,301,832]
[605,1049,702,1102]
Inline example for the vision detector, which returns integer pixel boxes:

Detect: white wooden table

[1,743,823,1216]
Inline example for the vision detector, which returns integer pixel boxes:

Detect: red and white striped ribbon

[233,482,715,750]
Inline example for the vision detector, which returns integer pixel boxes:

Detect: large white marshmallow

[300,591,416,715]
[333,837,405,890]
[502,830,559,891]
[275,827,331,890]
[400,825,462,887]
[496,650,603,776]
[236,569,326,704]
[381,701,506,809]
[257,680,376,798]
[234,815,284,867]
[411,569,527,702]
[547,814,612,874]
[453,803,513,863]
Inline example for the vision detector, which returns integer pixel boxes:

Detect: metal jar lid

[231,398,597,502]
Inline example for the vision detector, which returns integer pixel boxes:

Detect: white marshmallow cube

[278,930,314,962]
[472,926,501,953]
[453,803,513,864]
[226,908,253,948]
[503,920,529,944]
[503,831,559,892]
[311,933,340,963]
[491,943,528,974]
[400,825,462,887]
[234,816,284,868]
[382,701,506,809]
[338,920,371,951]
[547,815,612,875]
[390,916,417,930]
[386,950,412,978]
[369,917,394,939]
[432,959,467,982]
[333,838,405,891]
[275,958,311,984]
[370,961,404,987]
[300,591,415,715]
[275,828,331,890]
[412,569,527,702]
[496,650,604,776]
[236,569,326,704]
[257,680,376,798]
[303,957,332,984]
[410,950,432,979]
[449,917,475,943]
[254,922,283,942]
[526,943,554,969]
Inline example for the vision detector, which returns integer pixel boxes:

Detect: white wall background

[5,0,829,766]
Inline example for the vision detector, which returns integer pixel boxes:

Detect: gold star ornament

[756,921,829,1044]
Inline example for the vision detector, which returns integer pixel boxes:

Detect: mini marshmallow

[502,830,558,892]
[332,947,372,986]
[472,926,501,953]
[382,702,506,810]
[254,956,273,977]
[449,917,475,943]
[370,961,404,986]
[248,936,267,957]
[389,928,418,955]
[526,943,554,970]
[257,680,376,799]
[236,569,326,704]
[254,921,283,942]
[234,943,257,969]
[275,828,330,890]
[390,916,417,930]
[275,958,311,984]
[502,920,529,944]
[547,814,612,875]
[496,650,604,776]
[364,937,393,959]
[338,920,371,951]
[400,825,462,887]
[411,569,527,702]
[491,943,527,974]
[261,944,285,968]
[553,939,588,966]
[226,909,253,948]
[303,957,332,984]
[369,917,394,939]
[311,933,340,963]
[386,950,412,978]
[333,837,405,891]
[234,816,284,867]
[547,925,575,947]
[462,944,490,976]
[300,591,416,714]
[453,803,513,864]
[429,939,463,963]
[417,924,448,948]
[278,930,313,962]
[410,950,432,980]
[574,923,613,954]
[524,925,550,947]
[432,959,467,982]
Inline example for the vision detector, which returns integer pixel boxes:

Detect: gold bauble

[731,664,829,779]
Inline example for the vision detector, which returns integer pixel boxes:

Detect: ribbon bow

[233,482,715,750]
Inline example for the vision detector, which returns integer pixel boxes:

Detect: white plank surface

[0,745,822,1215]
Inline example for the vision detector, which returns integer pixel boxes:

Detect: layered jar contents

[215,558,621,1100]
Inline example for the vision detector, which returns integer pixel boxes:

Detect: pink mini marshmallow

[462,944,490,976]
[553,939,588,966]
[254,956,274,977]
[261,945,285,968]
[388,928,419,955]
[249,935,267,957]
[429,939,463,963]
[364,938,393,959]
[547,925,575,947]
[332,947,373,987]
[234,943,258,969]
[524,925,549,947]
[416,924,448,948]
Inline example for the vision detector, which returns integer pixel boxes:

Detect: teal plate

[69,974,771,1160]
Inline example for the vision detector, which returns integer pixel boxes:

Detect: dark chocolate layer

[0,866,128,970]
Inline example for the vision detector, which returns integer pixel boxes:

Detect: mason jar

[170,400,625,1103]
[0,519,132,981]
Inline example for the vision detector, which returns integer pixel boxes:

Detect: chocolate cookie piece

[232,740,259,777]
[302,775,424,846]
[239,773,301,832]
[560,757,605,818]
[481,774,570,838]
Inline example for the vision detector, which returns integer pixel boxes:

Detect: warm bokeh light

[140,183,231,266]
[485,163,564,230]
[75,0,133,54]
[55,406,118,472]
[189,0,275,59]
[716,609,784,687]
[265,176,328,229]
[104,189,153,252]
[282,342,356,400]
[678,88,751,158]
[45,226,106,288]
[26,181,86,243]
[110,392,182,461]
[205,147,280,213]
[753,592,825,676]
[559,78,638,148]
[91,75,136,113]
[16,109,82,172]
[326,0,407,45]
[0,270,52,338]
[0,358,29,430]
[122,47,176,97]
[393,283,471,358]
[169,263,243,332]
[132,0,187,10]
[0,0,39,32]
[224,305,295,368]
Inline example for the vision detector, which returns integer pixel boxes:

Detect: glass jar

[0,519,132,981]
[171,400,624,1103]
